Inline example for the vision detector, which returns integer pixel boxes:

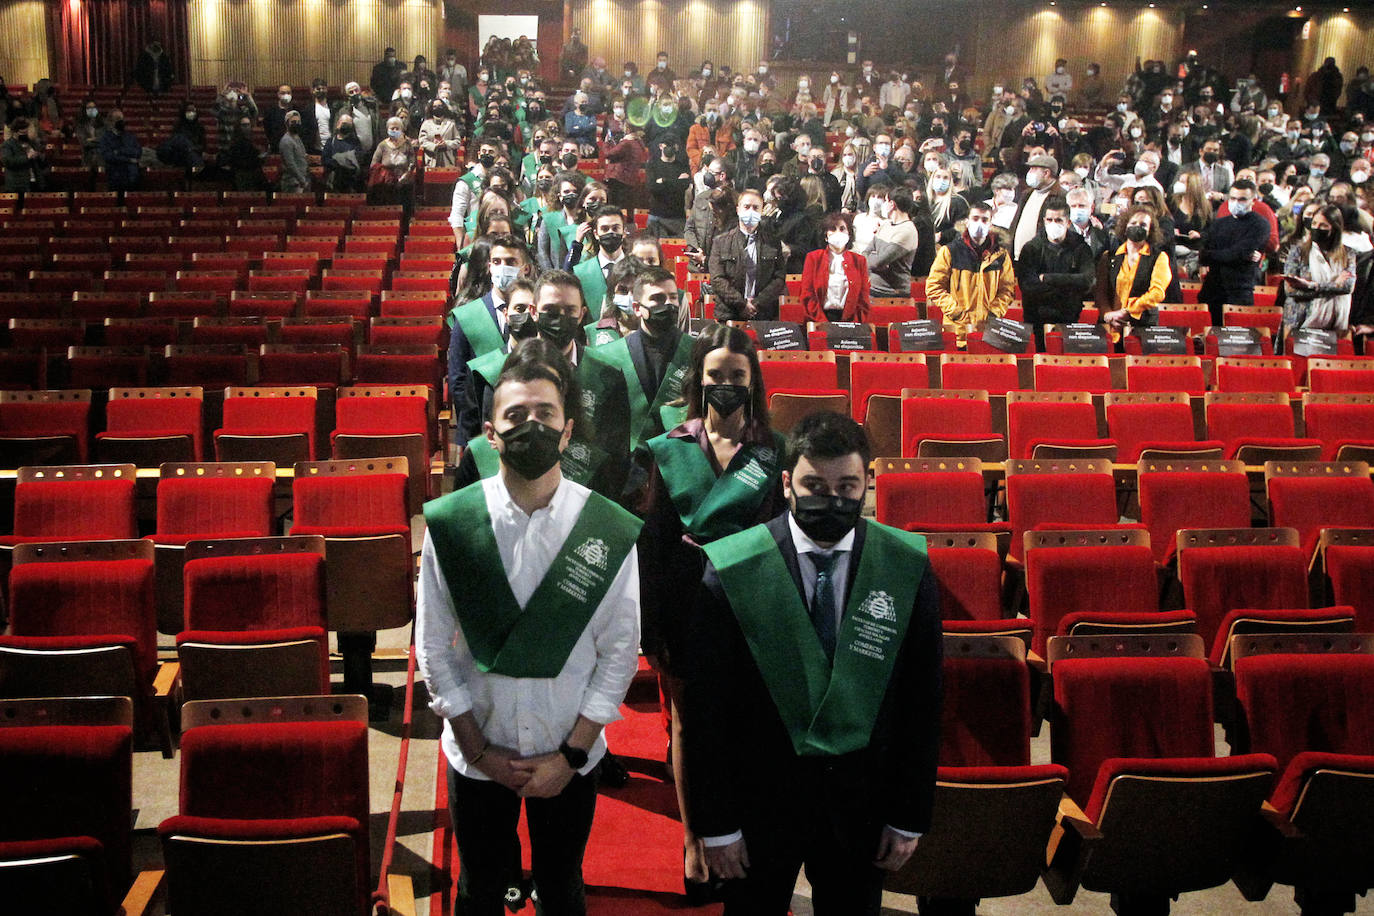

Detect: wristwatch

[558,741,589,770]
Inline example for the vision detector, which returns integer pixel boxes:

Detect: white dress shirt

[824,250,849,315]
[314,101,331,148]
[416,473,641,779]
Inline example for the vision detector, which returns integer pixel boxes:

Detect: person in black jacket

[1015,197,1098,348]
[1199,179,1271,323]
[645,136,692,238]
[769,176,821,275]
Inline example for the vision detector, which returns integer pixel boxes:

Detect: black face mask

[1310,226,1336,248]
[583,200,603,218]
[536,311,579,348]
[597,231,624,252]
[791,494,863,544]
[506,310,537,340]
[495,419,564,480]
[1124,224,1149,243]
[702,171,720,190]
[703,384,750,418]
[536,177,554,192]
[478,153,495,169]
[529,105,544,118]
[561,152,580,168]
[642,303,678,334]
[1202,151,1219,165]
[1259,182,1275,195]
[539,153,554,166]
[758,162,777,178]
[559,193,579,210]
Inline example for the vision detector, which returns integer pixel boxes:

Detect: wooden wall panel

[0,0,52,89]
[569,0,765,88]
[970,7,1184,104]
[188,0,441,89]
[1296,11,1374,90]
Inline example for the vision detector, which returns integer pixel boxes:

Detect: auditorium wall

[0,0,52,87]
[186,0,442,89]
[568,0,767,83]
[1295,10,1374,88]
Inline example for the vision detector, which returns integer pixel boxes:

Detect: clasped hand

[476,745,576,798]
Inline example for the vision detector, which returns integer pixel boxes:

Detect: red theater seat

[1177,527,1310,649]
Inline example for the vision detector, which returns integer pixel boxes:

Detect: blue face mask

[931,178,951,194]
[1070,207,1092,226]
[613,292,634,313]
[1229,200,1252,216]
[738,209,762,228]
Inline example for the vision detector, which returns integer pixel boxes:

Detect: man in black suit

[682,412,942,916]
[708,188,785,321]
[447,234,531,435]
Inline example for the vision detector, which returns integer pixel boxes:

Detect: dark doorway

[1253,15,1306,99]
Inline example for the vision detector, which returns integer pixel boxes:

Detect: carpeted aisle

[429,663,724,915]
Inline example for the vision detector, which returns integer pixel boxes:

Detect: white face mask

[1353,170,1370,185]
[828,232,849,249]
[1134,160,1154,177]
[873,143,890,158]
[1174,181,1187,195]
[743,139,760,154]
[1074,166,1090,179]
[842,154,855,168]
[738,208,762,228]
[400,89,412,100]
[613,292,634,312]
[1025,170,1043,189]
[869,197,886,215]
[967,220,989,242]
[491,264,521,291]
[830,75,839,84]
[702,68,711,78]
[996,189,1015,205]
[1130,127,1143,139]
[1004,105,1016,117]
[1045,221,1068,242]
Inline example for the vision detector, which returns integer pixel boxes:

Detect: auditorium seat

[156,695,372,916]
[352,344,441,389]
[0,697,134,915]
[177,535,330,701]
[332,385,434,506]
[900,388,1004,460]
[188,316,273,348]
[1319,528,1374,632]
[163,344,254,389]
[1033,354,1115,393]
[1043,635,1276,911]
[1214,357,1297,394]
[66,346,151,390]
[1006,391,1115,460]
[923,530,1004,622]
[1306,357,1374,393]
[1105,392,1220,462]
[1205,392,1322,462]
[1124,355,1207,395]
[368,316,444,348]
[215,386,318,464]
[1177,527,1310,649]
[757,349,839,400]
[1025,528,1158,655]
[1265,460,1374,560]
[95,387,204,464]
[8,318,86,350]
[1004,458,1123,565]
[1056,608,1198,638]
[0,389,92,465]
[939,352,1020,396]
[847,352,928,423]
[873,457,996,534]
[1136,458,1251,566]
[1208,606,1356,670]
[257,344,349,388]
[1301,393,1374,461]
[0,463,137,548]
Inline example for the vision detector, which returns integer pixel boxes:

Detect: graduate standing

[631,324,787,899]
[417,344,642,916]
[682,412,942,915]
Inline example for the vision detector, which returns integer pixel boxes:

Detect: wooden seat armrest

[387,873,418,916]
[120,869,165,916]
[1260,800,1302,839]
[153,661,180,697]
[1044,796,1101,905]
[1027,650,1047,674]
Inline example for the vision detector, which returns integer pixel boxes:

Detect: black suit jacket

[681,514,942,845]
[708,227,786,321]
[448,292,508,435]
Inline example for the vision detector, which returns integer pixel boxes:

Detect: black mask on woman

[1309,226,1336,248]
[1124,224,1149,243]
[495,419,565,480]
[559,192,579,210]
[791,494,863,544]
[703,384,750,418]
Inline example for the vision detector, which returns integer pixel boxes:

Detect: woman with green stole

[631,324,786,901]
[535,170,588,270]
[521,162,559,246]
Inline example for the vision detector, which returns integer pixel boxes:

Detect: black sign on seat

[821,322,873,351]
[1057,323,1110,354]
[1137,325,1189,355]
[687,318,723,338]
[1210,325,1263,357]
[749,320,807,351]
[891,319,946,352]
[981,317,1032,354]
[1290,327,1339,357]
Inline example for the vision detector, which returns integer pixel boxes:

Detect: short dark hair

[486,232,531,262]
[681,324,770,426]
[533,268,585,311]
[820,211,853,244]
[1042,195,1069,216]
[784,411,870,472]
[889,186,915,216]
[632,265,676,300]
[593,206,626,230]
[493,337,583,429]
[1231,178,1257,193]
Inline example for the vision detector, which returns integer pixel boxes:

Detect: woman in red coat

[800,211,872,322]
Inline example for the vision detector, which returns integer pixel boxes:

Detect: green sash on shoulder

[587,333,693,452]
[584,321,622,348]
[702,522,927,756]
[466,434,502,479]
[647,431,784,543]
[467,347,506,390]
[450,298,505,356]
[465,433,606,488]
[424,483,642,678]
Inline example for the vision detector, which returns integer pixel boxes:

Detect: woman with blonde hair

[1169,171,1212,278]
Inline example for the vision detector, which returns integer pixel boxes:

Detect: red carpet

[428,662,724,915]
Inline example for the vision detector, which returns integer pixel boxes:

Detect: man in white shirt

[418,344,642,916]
[1010,154,1064,259]
[310,78,332,153]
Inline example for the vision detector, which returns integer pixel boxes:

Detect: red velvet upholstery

[333,394,431,455]
[164,351,250,389]
[1026,544,1158,655]
[1006,472,1119,563]
[1234,653,1374,776]
[1304,402,1374,460]
[0,724,133,911]
[183,553,326,631]
[0,401,91,462]
[292,473,409,536]
[176,625,330,695]
[1327,545,1374,632]
[940,653,1031,767]
[1178,544,1309,648]
[900,396,997,457]
[757,358,838,399]
[928,546,1003,621]
[8,558,156,687]
[353,352,439,387]
[1207,606,1356,668]
[99,397,204,460]
[1138,470,1251,565]
[1052,656,1214,806]
[1216,361,1296,393]
[177,720,370,899]
[1036,363,1114,393]
[1,479,136,546]
[1083,754,1277,822]
[875,470,984,529]
[67,354,149,390]
[1269,751,1374,817]
[257,349,346,387]
[1106,401,1200,463]
[849,361,929,422]
[1007,401,1101,459]
[941,361,1020,396]
[1268,476,1374,559]
[1127,362,1207,395]
[1308,369,1374,393]
[217,395,318,459]
[1058,608,1198,636]
[1205,402,1297,457]
[153,476,274,545]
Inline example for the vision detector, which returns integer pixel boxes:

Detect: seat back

[1006,391,1099,460]
[1136,459,1250,565]
[1307,357,1374,393]
[1210,606,1357,668]
[1125,355,1206,395]
[101,387,205,462]
[873,457,986,529]
[292,459,410,534]
[940,353,1020,396]
[1265,461,1374,558]
[1323,529,1374,632]
[10,464,137,540]
[1302,394,1374,461]
[1205,391,1296,454]
[1177,527,1309,648]
[1215,356,1296,393]
[219,386,319,459]
[757,350,838,397]
[1105,392,1198,463]
[899,388,995,457]
[1033,354,1113,393]
[847,354,927,422]
[154,462,276,542]
[1025,529,1158,655]
[0,390,92,464]
[926,531,1004,622]
[182,536,327,631]
[1005,459,1119,563]
[940,635,1030,767]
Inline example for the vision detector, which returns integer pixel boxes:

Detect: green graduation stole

[646,430,785,543]
[460,169,483,192]
[467,346,506,390]
[464,433,608,489]
[703,522,927,756]
[587,333,693,452]
[424,483,643,678]
[449,298,505,356]
[584,321,622,348]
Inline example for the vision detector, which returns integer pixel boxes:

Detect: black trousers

[720,813,886,916]
[447,764,598,916]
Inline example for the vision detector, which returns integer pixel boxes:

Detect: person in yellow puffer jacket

[927,201,1017,345]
